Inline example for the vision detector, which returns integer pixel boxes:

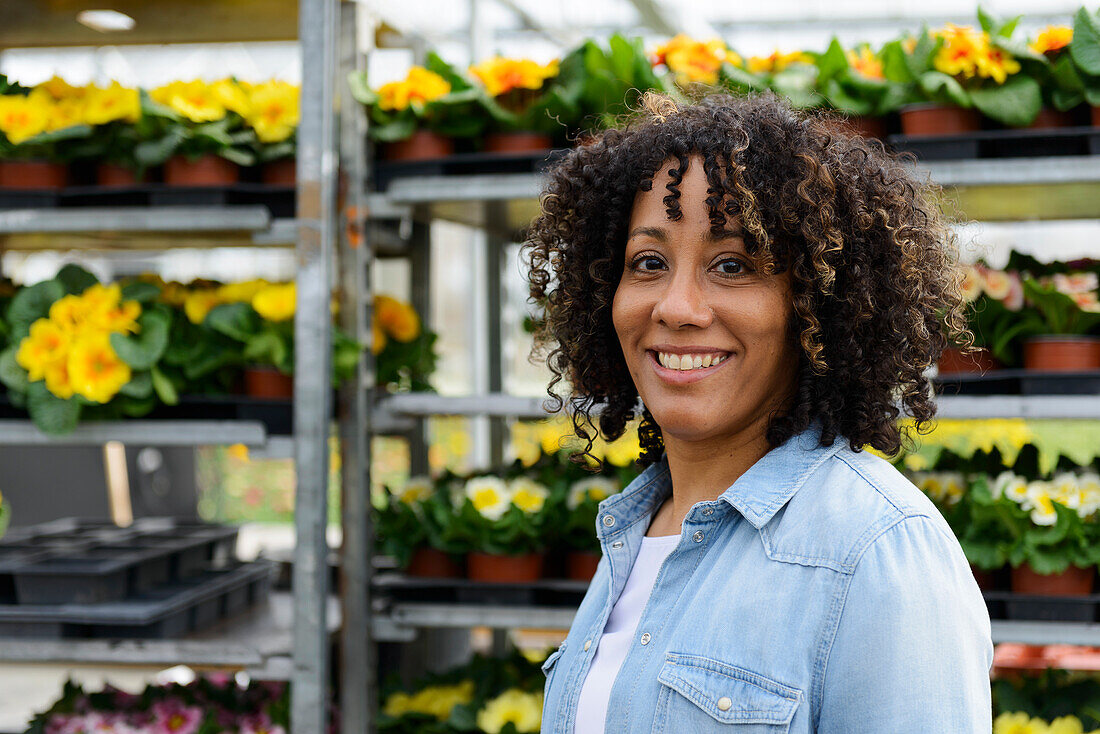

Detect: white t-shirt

[573,533,680,734]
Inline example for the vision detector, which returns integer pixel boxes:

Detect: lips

[646,349,733,385]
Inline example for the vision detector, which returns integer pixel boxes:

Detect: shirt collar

[599,424,843,534]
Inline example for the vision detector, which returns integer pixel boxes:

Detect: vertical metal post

[337,2,375,732]
[485,205,507,468]
[294,0,338,732]
[407,219,432,477]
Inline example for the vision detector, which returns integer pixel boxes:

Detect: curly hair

[524,90,970,467]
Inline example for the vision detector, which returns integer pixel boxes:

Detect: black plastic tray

[0,560,274,639]
[0,517,238,605]
[0,183,295,217]
[935,369,1100,396]
[888,125,1100,161]
[372,573,589,607]
[984,590,1100,622]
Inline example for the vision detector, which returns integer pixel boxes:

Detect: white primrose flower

[943,473,966,506]
[568,476,619,510]
[990,471,1019,501]
[509,477,550,514]
[1023,480,1053,512]
[393,476,432,506]
[1029,492,1059,526]
[1078,473,1100,518]
[1050,472,1080,510]
[464,476,512,520]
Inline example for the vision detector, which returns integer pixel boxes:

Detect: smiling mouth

[648,350,732,372]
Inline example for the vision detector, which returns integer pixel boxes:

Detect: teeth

[657,352,727,371]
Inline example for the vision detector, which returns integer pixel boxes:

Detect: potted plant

[375,476,463,578]
[1068,6,1100,127]
[0,266,175,434]
[559,475,618,580]
[1020,24,1084,129]
[912,471,1005,588]
[241,79,299,185]
[0,80,90,190]
[141,79,257,185]
[469,56,572,152]
[348,53,484,161]
[1021,271,1100,371]
[814,40,904,139]
[941,263,1038,373]
[741,47,822,110]
[452,474,550,583]
[568,35,671,136]
[373,294,438,393]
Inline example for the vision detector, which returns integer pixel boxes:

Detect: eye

[713,258,749,277]
[629,253,666,272]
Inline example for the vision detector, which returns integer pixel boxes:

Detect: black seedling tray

[934,371,1022,396]
[0,517,238,605]
[888,125,1100,161]
[935,369,1100,396]
[373,148,569,191]
[372,573,589,607]
[984,590,1100,622]
[0,183,295,216]
[0,560,274,639]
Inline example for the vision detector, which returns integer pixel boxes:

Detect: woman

[524,91,993,733]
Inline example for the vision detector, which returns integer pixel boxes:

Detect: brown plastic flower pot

[1023,336,1100,372]
[406,548,463,578]
[566,551,602,581]
[1026,107,1076,130]
[466,552,544,583]
[898,103,981,136]
[971,563,997,591]
[0,160,69,190]
[381,131,454,161]
[1011,563,1095,596]
[838,116,888,140]
[1092,106,1100,127]
[163,154,240,186]
[243,367,294,399]
[484,132,553,153]
[261,157,296,185]
[96,163,146,187]
[938,347,999,375]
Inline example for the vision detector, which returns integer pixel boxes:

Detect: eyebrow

[627,225,744,241]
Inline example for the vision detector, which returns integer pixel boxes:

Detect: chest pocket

[653,653,801,733]
[541,641,567,695]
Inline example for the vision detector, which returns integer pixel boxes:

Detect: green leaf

[347,71,377,106]
[244,329,290,370]
[816,38,849,83]
[219,146,255,167]
[120,281,161,303]
[134,127,188,167]
[118,370,153,399]
[977,6,997,36]
[1070,7,1100,76]
[55,264,99,295]
[969,74,1042,127]
[205,302,259,341]
[0,346,29,393]
[151,365,179,406]
[918,71,971,107]
[109,308,169,370]
[7,279,64,341]
[22,124,92,146]
[139,89,181,121]
[26,382,80,435]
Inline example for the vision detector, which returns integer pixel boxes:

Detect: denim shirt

[541,427,994,733]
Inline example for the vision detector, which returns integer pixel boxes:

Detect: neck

[653,413,774,535]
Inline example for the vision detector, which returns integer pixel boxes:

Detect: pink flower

[1072,291,1100,313]
[239,714,287,734]
[204,671,234,689]
[150,699,204,734]
[1003,271,1024,311]
[1053,272,1099,295]
[959,265,983,302]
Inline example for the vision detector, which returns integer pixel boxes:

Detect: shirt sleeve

[816,514,994,733]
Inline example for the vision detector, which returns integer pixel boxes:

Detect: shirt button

[717,696,732,711]
[611,541,623,550]
[584,639,592,651]
[602,515,616,528]
[692,531,704,543]
[703,508,714,516]
[640,632,651,645]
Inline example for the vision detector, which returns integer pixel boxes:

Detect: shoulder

[762,443,958,574]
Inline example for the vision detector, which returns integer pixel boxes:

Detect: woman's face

[612,155,800,446]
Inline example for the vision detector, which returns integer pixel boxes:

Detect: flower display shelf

[0,183,296,218]
[0,559,274,639]
[887,125,1100,162]
[372,573,589,608]
[935,370,1100,397]
[0,517,238,605]
[373,148,568,191]
[984,591,1100,624]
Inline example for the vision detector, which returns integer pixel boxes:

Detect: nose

[651,268,713,329]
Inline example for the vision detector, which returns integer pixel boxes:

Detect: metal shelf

[0,208,297,250]
[935,395,1100,420]
[373,603,576,639]
[992,620,1100,647]
[0,592,340,675]
[0,419,267,446]
[375,393,550,420]
[369,155,1100,230]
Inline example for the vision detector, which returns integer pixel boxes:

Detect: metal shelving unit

[0,3,347,733]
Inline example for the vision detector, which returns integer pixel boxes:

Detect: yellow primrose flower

[1048,715,1085,734]
[0,94,50,145]
[210,78,251,117]
[43,360,74,400]
[184,290,222,325]
[32,88,84,132]
[246,80,299,143]
[510,477,550,514]
[82,82,140,126]
[67,333,131,404]
[476,689,543,734]
[604,428,641,467]
[1030,26,1072,55]
[994,712,1050,734]
[747,49,814,74]
[371,319,387,355]
[469,57,559,97]
[567,476,618,509]
[252,282,296,322]
[36,76,83,100]
[374,295,420,342]
[158,281,189,307]
[89,298,141,335]
[216,279,269,304]
[16,319,71,381]
[382,691,414,717]
[653,35,740,85]
[932,24,986,79]
[465,476,512,520]
[974,44,1021,85]
[377,67,451,112]
[846,46,884,80]
[152,80,227,123]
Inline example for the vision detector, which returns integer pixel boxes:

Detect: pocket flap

[541,641,567,675]
[656,653,800,725]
